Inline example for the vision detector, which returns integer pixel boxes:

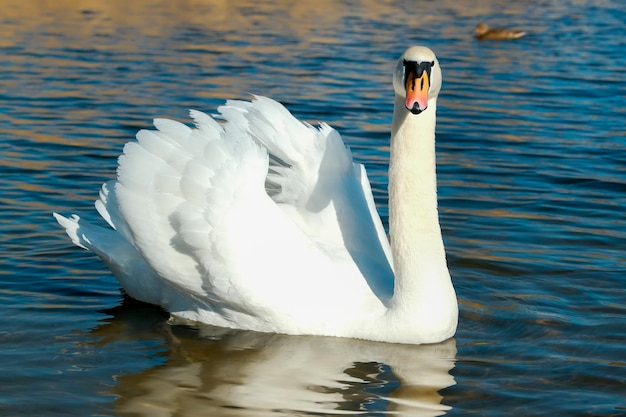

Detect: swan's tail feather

[53,212,169,306]
[53,213,89,250]
[53,212,139,264]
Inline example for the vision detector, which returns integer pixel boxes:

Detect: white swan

[54,46,458,344]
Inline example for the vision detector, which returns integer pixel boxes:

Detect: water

[1,0,624,415]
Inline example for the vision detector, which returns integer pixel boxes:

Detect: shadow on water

[87,299,457,416]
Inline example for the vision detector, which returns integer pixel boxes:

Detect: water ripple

[1,0,625,416]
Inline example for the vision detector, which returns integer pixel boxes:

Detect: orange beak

[405,67,430,114]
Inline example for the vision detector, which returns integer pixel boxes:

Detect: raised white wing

[57,96,393,332]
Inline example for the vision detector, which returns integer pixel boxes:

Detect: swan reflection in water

[88,300,457,416]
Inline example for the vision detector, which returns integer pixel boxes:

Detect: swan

[474,22,527,40]
[54,46,458,344]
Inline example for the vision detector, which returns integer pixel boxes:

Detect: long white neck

[388,94,454,324]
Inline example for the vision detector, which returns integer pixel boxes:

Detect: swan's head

[393,46,441,115]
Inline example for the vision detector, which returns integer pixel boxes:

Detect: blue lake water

[1,0,625,416]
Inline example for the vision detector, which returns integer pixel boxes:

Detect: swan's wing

[101,100,389,331]
[218,97,352,213]
[356,163,394,272]
[220,97,394,300]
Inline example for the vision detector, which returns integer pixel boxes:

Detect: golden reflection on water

[2,0,343,44]
[0,0,539,51]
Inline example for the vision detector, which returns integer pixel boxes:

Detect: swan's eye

[430,61,435,67]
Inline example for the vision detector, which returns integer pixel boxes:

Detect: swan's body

[54,46,458,344]
[475,22,527,40]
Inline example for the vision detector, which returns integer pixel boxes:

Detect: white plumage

[55,46,457,344]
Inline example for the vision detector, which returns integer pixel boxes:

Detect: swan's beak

[404,61,431,115]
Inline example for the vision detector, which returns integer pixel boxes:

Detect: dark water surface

[1,0,625,416]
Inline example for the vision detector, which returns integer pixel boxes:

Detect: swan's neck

[388,95,453,318]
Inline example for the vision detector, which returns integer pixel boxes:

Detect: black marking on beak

[403,59,434,89]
